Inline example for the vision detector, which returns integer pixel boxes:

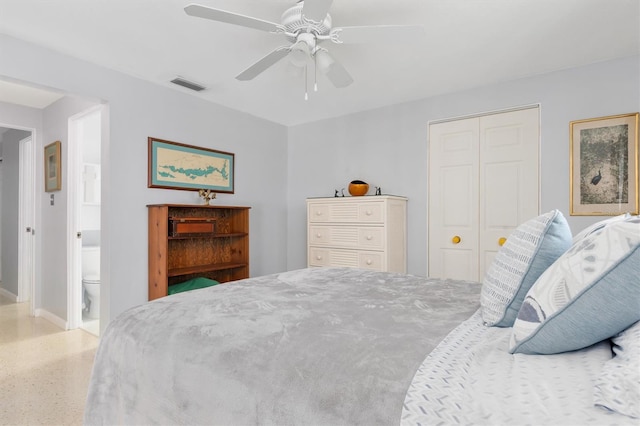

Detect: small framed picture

[569,113,639,215]
[44,141,62,192]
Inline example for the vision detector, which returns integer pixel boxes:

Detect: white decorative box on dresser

[307,195,408,273]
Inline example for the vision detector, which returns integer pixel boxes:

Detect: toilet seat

[83,274,100,284]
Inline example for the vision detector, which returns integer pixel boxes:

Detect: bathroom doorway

[68,106,102,336]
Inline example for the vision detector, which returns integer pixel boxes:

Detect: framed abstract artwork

[44,140,62,192]
[569,113,639,215]
[148,137,234,193]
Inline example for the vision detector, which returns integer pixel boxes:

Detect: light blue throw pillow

[481,210,572,327]
[510,217,640,355]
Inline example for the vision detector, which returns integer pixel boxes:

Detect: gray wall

[287,55,640,276]
[40,96,100,319]
[0,34,289,329]
[0,127,31,296]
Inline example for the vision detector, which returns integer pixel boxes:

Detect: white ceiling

[0,80,64,109]
[0,0,638,126]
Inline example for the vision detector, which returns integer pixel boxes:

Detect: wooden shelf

[168,232,248,240]
[168,262,248,277]
[148,204,250,300]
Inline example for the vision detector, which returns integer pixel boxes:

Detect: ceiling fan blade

[184,3,281,33]
[315,50,353,88]
[331,25,424,44]
[236,47,292,81]
[302,0,334,23]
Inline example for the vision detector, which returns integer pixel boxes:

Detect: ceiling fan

[184,1,423,91]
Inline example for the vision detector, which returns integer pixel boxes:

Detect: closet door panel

[428,117,479,280]
[479,108,540,278]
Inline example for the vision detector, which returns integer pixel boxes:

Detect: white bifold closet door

[428,107,540,282]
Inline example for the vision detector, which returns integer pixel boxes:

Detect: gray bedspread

[84,268,481,425]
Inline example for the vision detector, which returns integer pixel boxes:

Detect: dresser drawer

[308,247,358,267]
[308,201,384,223]
[309,226,384,249]
[357,203,383,222]
[358,251,384,270]
[358,227,384,249]
[308,247,384,271]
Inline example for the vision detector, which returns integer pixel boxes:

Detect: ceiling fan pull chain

[314,53,318,92]
[304,65,309,101]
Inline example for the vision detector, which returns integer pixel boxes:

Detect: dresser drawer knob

[365,210,372,215]
[315,211,323,216]
[366,259,373,265]
[316,233,322,238]
[366,235,373,240]
[316,255,323,260]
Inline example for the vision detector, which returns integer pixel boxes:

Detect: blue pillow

[510,217,640,354]
[481,210,572,327]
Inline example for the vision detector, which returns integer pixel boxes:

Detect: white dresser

[307,195,407,273]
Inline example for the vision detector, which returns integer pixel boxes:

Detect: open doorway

[0,126,36,314]
[18,134,35,310]
[68,106,102,336]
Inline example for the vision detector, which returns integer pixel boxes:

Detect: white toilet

[82,246,100,319]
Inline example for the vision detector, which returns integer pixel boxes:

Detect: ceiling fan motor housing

[282,2,332,43]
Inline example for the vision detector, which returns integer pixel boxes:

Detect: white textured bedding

[402,310,635,425]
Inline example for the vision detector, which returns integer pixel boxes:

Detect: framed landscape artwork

[148,137,234,193]
[44,140,62,192]
[569,113,639,215]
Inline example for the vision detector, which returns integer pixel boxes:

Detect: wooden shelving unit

[148,204,250,300]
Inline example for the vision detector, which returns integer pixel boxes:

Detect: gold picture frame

[570,113,639,215]
[44,141,62,192]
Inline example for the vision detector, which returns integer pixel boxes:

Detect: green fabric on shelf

[168,277,219,295]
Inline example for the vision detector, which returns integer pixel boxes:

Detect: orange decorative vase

[348,180,369,196]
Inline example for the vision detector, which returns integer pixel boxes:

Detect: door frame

[18,135,35,305]
[66,105,103,330]
[17,130,37,315]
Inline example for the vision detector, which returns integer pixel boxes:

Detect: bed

[84,212,639,425]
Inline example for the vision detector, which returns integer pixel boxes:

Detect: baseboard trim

[35,309,68,330]
[0,287,18,302]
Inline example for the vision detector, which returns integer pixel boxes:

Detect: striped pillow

[481,210,572,327]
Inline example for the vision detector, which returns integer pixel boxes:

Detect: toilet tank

[82,246,100,277]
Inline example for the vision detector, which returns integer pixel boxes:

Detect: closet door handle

[451,235,461,244]
[498,237,507,246]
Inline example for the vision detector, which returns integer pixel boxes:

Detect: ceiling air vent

[170,77,206,92]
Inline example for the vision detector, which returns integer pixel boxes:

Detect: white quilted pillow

[594,321,640,419]
[572,213,630,244]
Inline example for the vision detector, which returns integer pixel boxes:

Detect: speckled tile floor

[0,293,99,426]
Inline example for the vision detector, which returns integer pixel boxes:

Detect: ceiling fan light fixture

[289,40,310,67]
[315,49,334,73]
